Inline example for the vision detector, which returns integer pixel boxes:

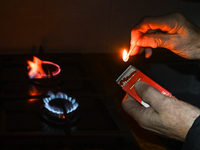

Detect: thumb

[135,81,166,111]
[137,34,172,49]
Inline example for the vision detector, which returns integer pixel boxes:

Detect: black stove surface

[0,53,138,149]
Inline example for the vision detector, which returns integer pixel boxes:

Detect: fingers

[137,34,173,49]
[122,94,159,128]
[122,94,148,121]
[134,81,167,112]
[122,94,144,111]
[129,13,183,56]
[133,13,181,35]
[130,33,173,57]
[134,47,153,58]
[129,45,140,56]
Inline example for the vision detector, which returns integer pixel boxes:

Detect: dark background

[1,0,200,54]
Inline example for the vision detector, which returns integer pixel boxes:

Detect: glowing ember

[27,56,61,79]
[122,49,129,62]
[43,92,79,115]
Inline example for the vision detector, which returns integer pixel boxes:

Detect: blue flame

[43,92,79,114]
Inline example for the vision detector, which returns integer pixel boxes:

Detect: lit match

[122,44,136,62]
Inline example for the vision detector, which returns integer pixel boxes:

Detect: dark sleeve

[182,115,200,150]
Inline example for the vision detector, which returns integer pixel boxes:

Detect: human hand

[130,13,200,59]
[122,81,200,141]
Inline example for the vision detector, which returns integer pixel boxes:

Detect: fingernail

[145,47,153,58]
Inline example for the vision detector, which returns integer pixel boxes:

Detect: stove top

[0,53,138,149]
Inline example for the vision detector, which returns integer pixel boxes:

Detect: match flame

[27,56,61,79]
[122,49,129,62]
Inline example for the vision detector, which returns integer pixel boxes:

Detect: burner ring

[43,92,79,119]
[27,56,61,79]
[39,60,61,78]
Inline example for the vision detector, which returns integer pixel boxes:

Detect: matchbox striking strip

[116,65,172,108]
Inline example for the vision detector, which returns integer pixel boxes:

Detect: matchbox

[116,65,171,108]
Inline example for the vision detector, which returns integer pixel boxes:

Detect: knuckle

[141,17,148,24]
[131,29,135,34]
[161,96,171,103]
[160,97,173,109]
[172,12,184,20]
[171,12,186,23]
[153,38,162,48]
[141,16,151,25]
[131,29,136,37]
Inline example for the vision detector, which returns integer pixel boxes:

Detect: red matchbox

[116,65,171,108]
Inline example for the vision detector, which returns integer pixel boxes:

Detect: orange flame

[27,56,61,79]
[122,49,129,62]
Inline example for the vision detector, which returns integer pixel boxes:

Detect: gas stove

[0,53,139,149]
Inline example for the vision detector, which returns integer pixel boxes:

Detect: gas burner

[43,92,79,118]
[27,56,63,86]
[27,56,61,79]
[40,92,80,127]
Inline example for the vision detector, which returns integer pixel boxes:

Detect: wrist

[182,112,200,141]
